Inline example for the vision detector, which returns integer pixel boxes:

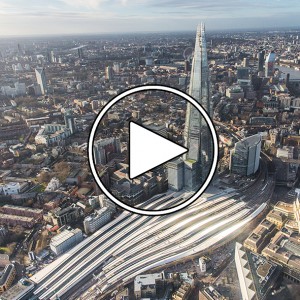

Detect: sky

[0,0,299,36]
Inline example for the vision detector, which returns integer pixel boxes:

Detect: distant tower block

[78,48,84,59]
[105,66,114,80]
[258,50,265,72]
[265,52,276,77]
[35,67,48,95]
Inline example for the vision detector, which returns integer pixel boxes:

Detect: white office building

[230,134,261,176]
[99,194,116,212]
[50,228,83,256]
[83,207,111,234]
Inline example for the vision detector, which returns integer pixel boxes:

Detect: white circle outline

[88,85,218,216]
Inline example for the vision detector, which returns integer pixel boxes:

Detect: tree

[53,161,70,182]
[37,171,51,183]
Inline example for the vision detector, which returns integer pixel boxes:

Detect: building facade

[230,134,261,176]
[50,228,83,255]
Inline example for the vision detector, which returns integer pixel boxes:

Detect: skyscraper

[230,134,261,176]
[64,109,76,134]
[35,67,48,95]
[258,50,265,72]
[183,23,212,190]
[265,52,276,77]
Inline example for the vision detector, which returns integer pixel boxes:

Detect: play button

[129,122,188,179]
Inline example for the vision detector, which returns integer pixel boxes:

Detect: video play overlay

[88,85,218,215]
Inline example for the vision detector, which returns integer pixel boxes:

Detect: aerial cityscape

[0,0,300,299]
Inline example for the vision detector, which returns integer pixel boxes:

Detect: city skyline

[0,0,300,36]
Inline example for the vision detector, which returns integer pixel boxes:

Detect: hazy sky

[0,0,299,36]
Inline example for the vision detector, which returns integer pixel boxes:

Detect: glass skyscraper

[183,23,212,190]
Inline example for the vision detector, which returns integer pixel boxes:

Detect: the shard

[183,23,212,190]
[167,23,213,192]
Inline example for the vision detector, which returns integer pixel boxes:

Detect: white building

[83,207,111,234]
[1,82,26,97]
[35,67,47,95]
[277,146,294,159]
[35,124,71,146]
[230,134,261,176]
[45,178,60,192]
[0,182,21,195]
[50,228,83,256]
[99,194,116,212]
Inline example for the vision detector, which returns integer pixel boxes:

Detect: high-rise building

[49,50,56,63]
[183,23,212,190]
[167,159,184,191]
[93,137,121,165]
[230,134,261,176]
[258,50,265,72]
[64,109,76,134]
[265,52,276,77]
[78,48,84,59]
[35,67,47,95]
[242,57,249,67]
[105,66,114,80]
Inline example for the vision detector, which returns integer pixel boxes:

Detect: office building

[93,137,121,165]
[183,23,212,190]
[78,48,84,59]
[237,67,250,80]
[199,256,211,273]
[167,159,184,191]
[242,57,249,68]
[235,243,281,300]
[52,206,81,227]
[99,194,116,212]
[265,52,276,77]
[64,109,76,134]
[243,219,276,253]
[262,230,300,282]
[230,134,261,176]
[258,50,265,72]
[35,67,47,95]
[105,66,114,80]
[134,273,163,299]
[83,207,111,234]
[50,228,83,256]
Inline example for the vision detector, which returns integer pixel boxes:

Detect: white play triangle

[129,122,188,179]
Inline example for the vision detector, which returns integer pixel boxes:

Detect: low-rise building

[0,264,16,293]
[1,205,43,220]
[266,210,287,229]
[262,230,300,282]
[83,207,111,234]
[172,282,191,300]
[50,228,83,256]
[244,219,276,253]
[235,243,281,300]
[0,278,34,300]
[0,214,35,228]
[134,273,163,299]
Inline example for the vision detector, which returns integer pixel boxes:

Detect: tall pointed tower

[183,23,212,190]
